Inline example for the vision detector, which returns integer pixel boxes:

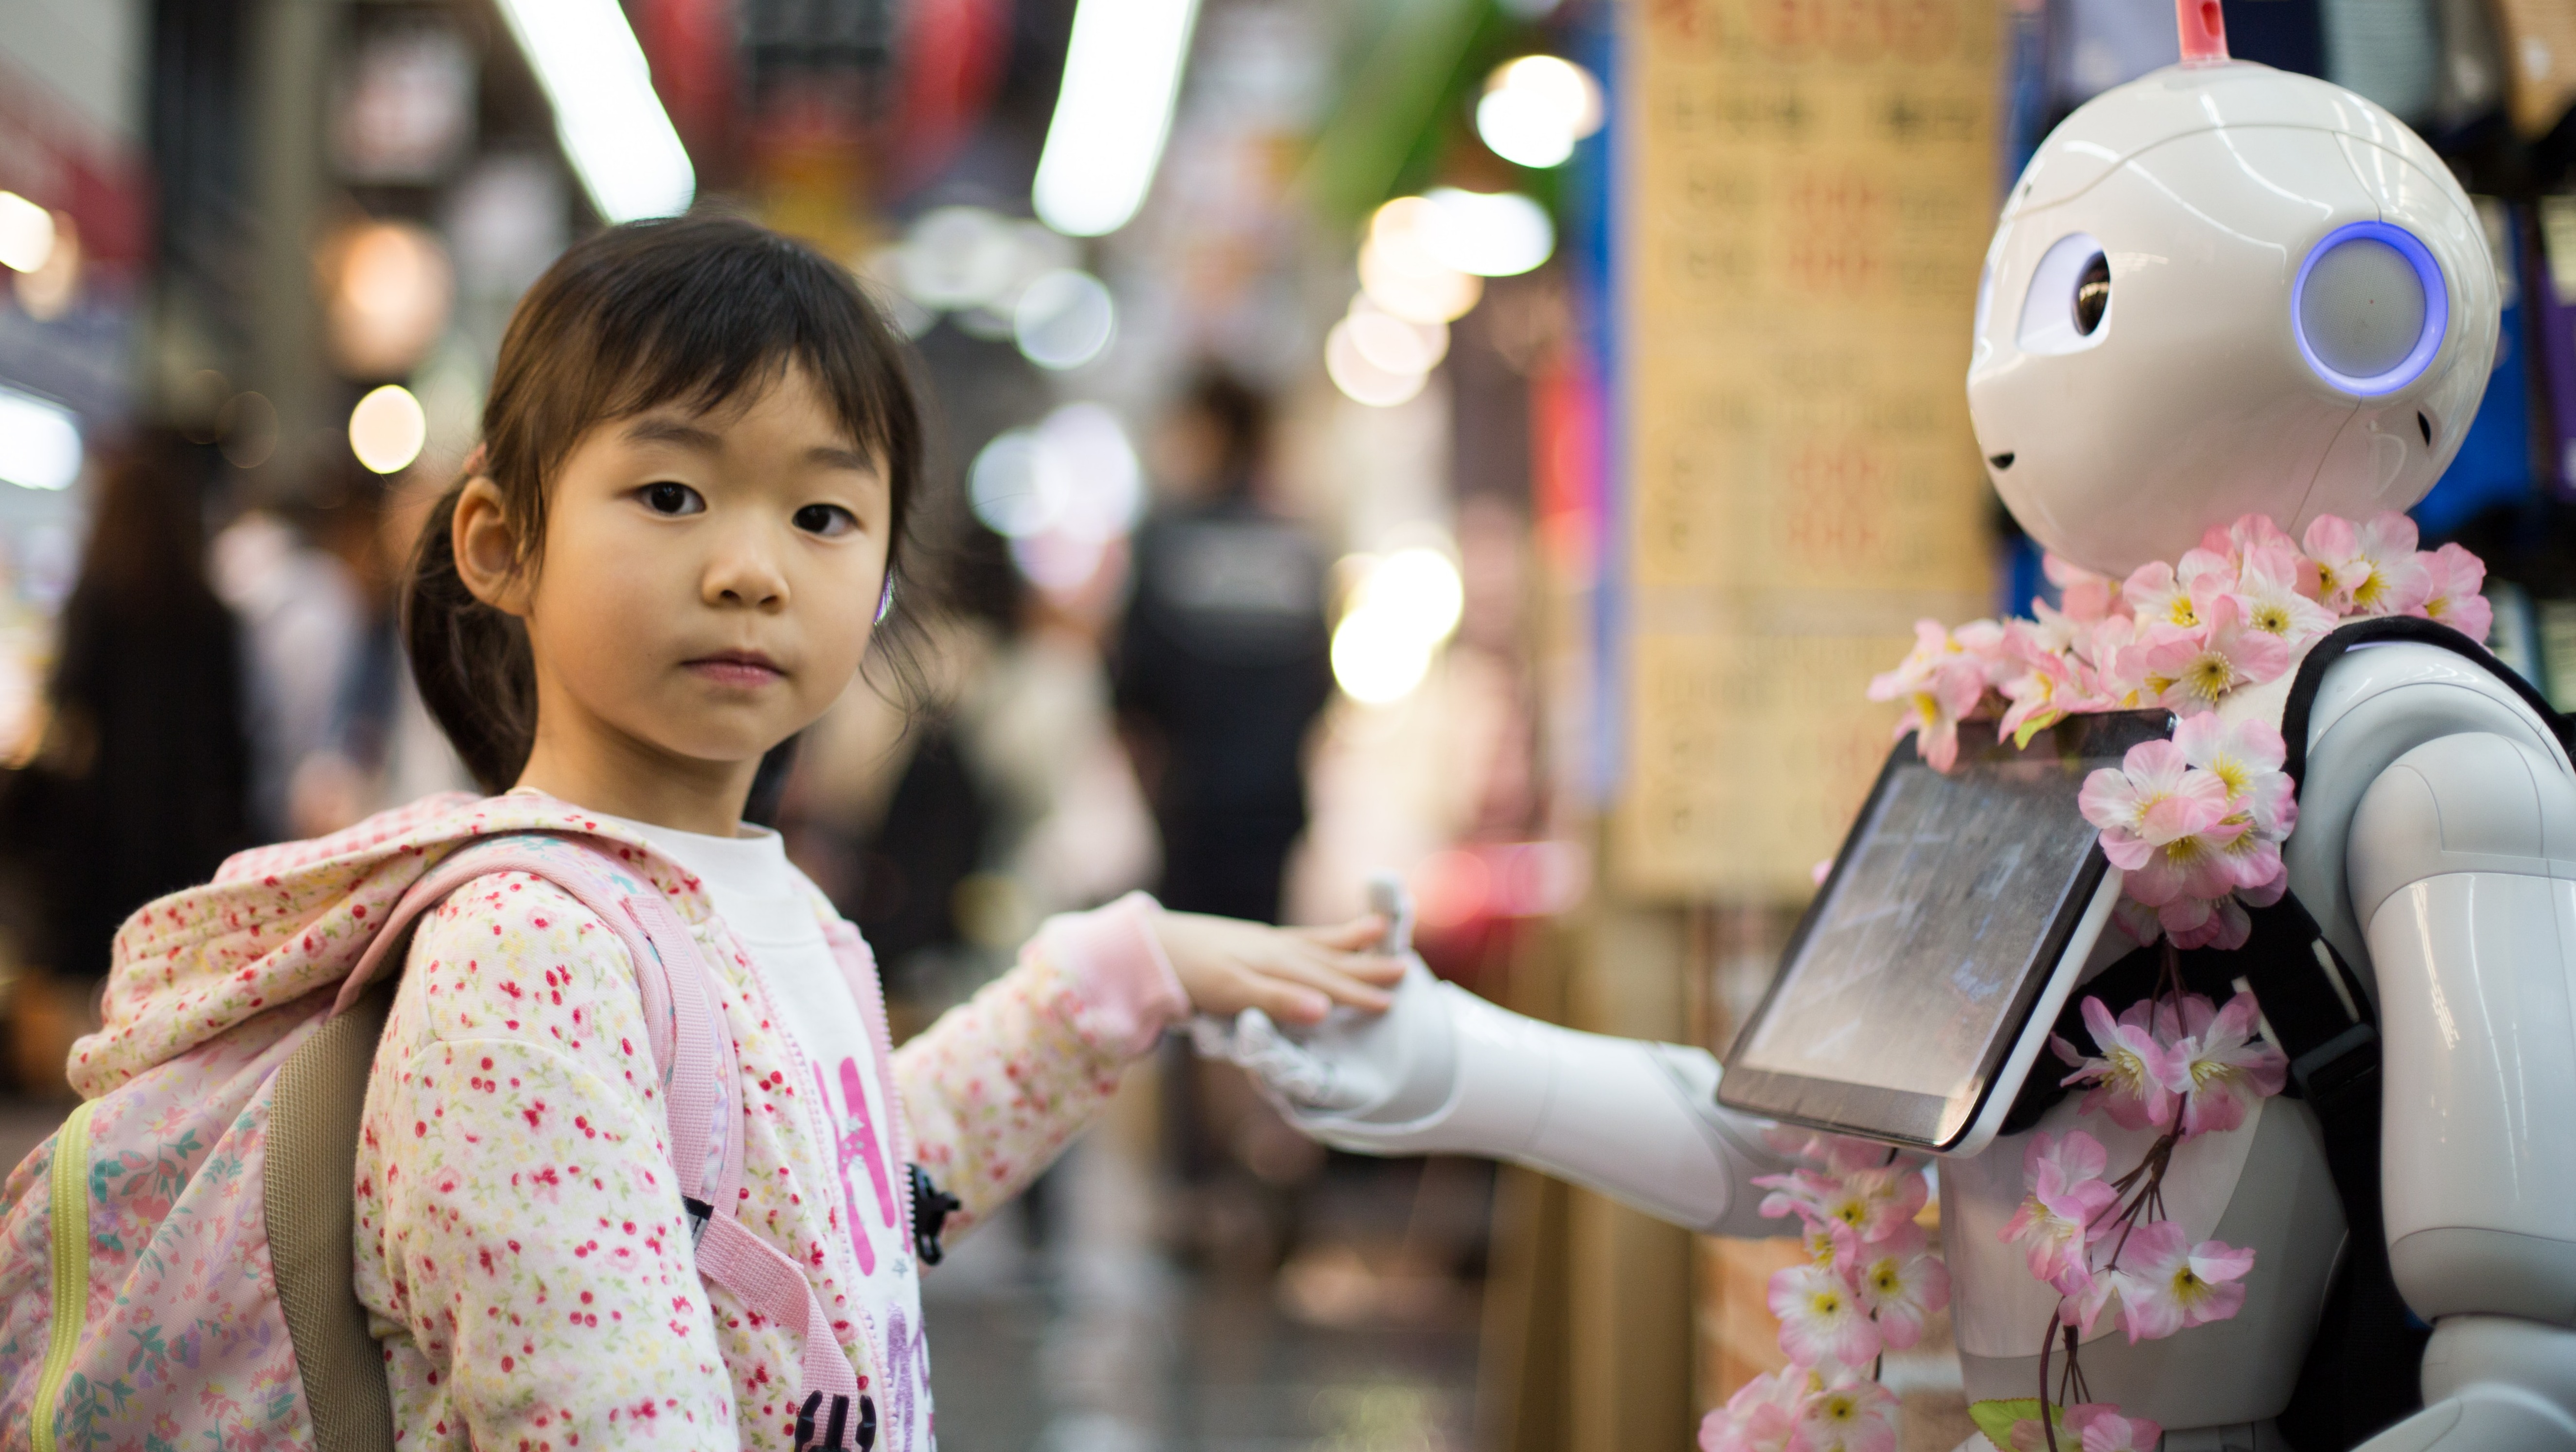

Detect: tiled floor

[922,1135,1484,1452]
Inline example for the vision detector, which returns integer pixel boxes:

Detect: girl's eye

[794,503,858,538]
[641,482,705,516]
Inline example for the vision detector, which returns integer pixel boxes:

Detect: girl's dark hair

[405,214,925,791]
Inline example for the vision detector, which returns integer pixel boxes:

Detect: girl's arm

[891,892,1398,1233]
[892,892,1184,1232]
[355,874,739,1452]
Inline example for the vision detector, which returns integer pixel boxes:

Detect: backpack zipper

[31,1099,98,1452]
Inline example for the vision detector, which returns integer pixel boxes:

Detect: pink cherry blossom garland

[1867,511,2492,951]
[1697,1135,1948,1452]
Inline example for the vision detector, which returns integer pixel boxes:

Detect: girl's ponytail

[402,475,538,793]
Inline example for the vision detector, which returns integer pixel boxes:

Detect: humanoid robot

[1207,8,2576,1450]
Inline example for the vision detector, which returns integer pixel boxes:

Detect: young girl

[289,217,1392,1449]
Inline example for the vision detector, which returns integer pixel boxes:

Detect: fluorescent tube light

[492,0,694,224]
[1031,0,1201,237]
[0,385,81,491]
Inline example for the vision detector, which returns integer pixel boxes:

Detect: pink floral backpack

[0,827,870,1452]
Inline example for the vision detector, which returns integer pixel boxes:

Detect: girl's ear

[453,477,532,616]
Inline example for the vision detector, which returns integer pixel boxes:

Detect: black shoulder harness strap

[2279,616,2576,789]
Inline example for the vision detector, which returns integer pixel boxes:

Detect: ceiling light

[0,385,79,491]
[492,0,693,223]
[0,192,54,275]
[1031,0,1202,236]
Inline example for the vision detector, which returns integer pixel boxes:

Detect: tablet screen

[1718,711,2167,1148]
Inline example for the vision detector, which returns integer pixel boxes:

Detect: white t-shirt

[592,813,933,1444]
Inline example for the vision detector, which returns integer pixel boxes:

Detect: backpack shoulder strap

[2279,616,2576,794]
[330,833,866,1444]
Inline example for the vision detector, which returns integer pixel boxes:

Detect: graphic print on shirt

[880,1306,934,1452]
[818,1057,896,1274]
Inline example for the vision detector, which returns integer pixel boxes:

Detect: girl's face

[464,365,891,802]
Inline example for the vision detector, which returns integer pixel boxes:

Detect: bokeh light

[1325,316,1427,408]
[1329,546,1464,703]
[1422,188,1554,277]
[1014,269,1117,370]
[1475,56,1604,169]
[324,221,455,379]
[969,402,1143,541]
[349,384,428,474]
[1359,197,1482,324]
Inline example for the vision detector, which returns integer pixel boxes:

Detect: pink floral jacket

[65,792,1186,1452]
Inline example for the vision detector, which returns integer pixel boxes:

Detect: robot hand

[1192,876,1795,1239]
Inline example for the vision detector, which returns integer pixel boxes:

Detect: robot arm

[2347,729,2576,1451]
[1200,960,1798,1239]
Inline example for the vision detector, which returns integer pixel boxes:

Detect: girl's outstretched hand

[1152,911,1406,1026]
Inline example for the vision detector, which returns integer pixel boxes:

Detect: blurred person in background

[1114,369,1336,1265]
[1113,369,1331,927]
[2,430,250,1086]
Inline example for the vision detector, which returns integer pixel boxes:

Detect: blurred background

[0,0,2571,1447]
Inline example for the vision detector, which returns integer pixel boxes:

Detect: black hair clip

[908,1162,960,1266]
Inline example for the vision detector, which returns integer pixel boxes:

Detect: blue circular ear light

[2292,221,2446,397]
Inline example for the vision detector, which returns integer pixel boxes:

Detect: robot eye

[2293,221,2447,396]
[2074,253,2110,335]
[2016,232,2111,355]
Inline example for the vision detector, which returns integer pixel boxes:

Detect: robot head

[1966,37,2500,578]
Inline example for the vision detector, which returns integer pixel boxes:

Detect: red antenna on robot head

[2177,0,2230,64]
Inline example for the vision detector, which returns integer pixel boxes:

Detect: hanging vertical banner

[1616,0,2001,899]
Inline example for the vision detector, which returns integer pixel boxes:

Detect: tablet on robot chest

[1716,711,2167,1155]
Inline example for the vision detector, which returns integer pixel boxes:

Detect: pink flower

[2000,1130,2117,1290]
[1769,1261,1882,1367]
[2131,595,2292,711]
[2305,512,2432,616]
[2109,896,2163,947]
[2171,713,2295,898]
[1761,1129,1901,1177]
[2073,1406,2164,1452]
[2044,552,2125,624]
[1851,1222,1950,1350]
[2056,997,2178,1131]
[2078,740,2230,870]
[2160,991,2288,1137]
[2199,513,2303,569]
[1703,1369,1805,1452]
[2415,542,2492,642]
[2122,560,2209,631]
[2233,542,2338,647]
[2157,892,2252,950]
[1793,1372,1898,1452]
[1999,635,2084,745]
[1870,620,1996,772]
[2107,1221,2253,1342]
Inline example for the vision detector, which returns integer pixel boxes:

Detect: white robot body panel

[2349,730,2576,1323]
[1968,64,2498,577]
[2284,642,2573,977]
[1947,1095,2344,1430]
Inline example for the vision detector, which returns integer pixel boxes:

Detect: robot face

[1965,63,2499,578]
